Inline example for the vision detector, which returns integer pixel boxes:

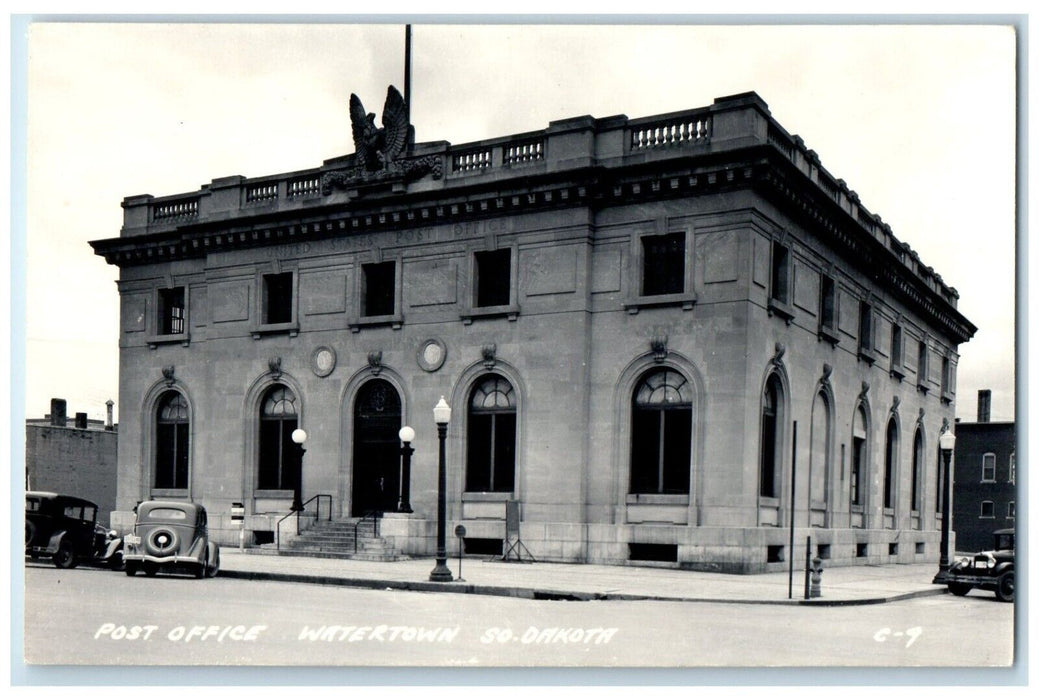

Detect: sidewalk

[218,549,949,606]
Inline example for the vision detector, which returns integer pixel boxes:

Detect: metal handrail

[354,510,381,554]
[275,494,333,551]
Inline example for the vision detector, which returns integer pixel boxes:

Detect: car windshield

[146,508,188,520]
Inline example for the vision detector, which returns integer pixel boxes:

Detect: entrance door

[352,379,402,515]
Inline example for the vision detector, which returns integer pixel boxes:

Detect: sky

[16,20,1018,425]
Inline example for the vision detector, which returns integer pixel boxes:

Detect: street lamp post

[933,429,956,583]
[398,426,415,513]
[429,397,454,582]
[290,428,307,513]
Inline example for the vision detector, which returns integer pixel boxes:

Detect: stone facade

[91,91,975,573]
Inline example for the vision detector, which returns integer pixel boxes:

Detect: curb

[217,568,950,606]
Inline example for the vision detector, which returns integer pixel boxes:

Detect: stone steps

[264,517,406,562]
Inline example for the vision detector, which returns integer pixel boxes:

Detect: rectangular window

[158,287,186,335]
[858,301,874,354]
[769,241,790,304]
[980,501,995,519]
[1008,502,1015,519]
[262,272,293,325]
[362,262,396,317]
[891,324,903,366]
[642,233,685,296]
[981,453,996,482]
[1009,453,1015,484]
[918,341,929,386]
[474,249,512,308]
[941,356,952,397]
[850,436,865,506]
[820,275,836,329]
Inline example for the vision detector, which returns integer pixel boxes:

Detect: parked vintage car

[945,528,1015,602]
[123,500,220,578]
[25,491,124,570]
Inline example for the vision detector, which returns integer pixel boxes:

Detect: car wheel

[948,583,972,596]
[996,571,1015,603]
[143,562,158,577]
[53,541,76,569]
[109,550,125,572]
[125,562,137,577]
[194,562,206,579]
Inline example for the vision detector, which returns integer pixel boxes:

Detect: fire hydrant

[810,557,824,598]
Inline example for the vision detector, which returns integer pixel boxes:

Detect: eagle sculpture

[350,85,410,172]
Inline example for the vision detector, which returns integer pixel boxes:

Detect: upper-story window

[1008,501,1016,519]
[981,453,996,482]
[858,301,875,362]
[1009,452,1015,484]
[769,241,791,305]
[940,356,952,399]
[917,340,929,391]
[980,500,995,519]
[262,272,294,325]
[642,233,685,297]
[158,287,186,335]
[362,262,396,317]
[890,323,905,379]
[474,249,512,308]
[818,274,838,342]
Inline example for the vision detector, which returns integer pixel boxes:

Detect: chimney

[50,398,67,427]
[105,400,115,431]
[75,412,88,429]
[978,389,992,423]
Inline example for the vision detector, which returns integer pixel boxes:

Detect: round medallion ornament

[417,338,447,372]
[311,346,337,377]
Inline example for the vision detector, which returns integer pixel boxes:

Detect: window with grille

[158,287,186,335]
[631,369,692,495]
[466,376,517,493]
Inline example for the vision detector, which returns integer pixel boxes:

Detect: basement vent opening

[816,544,831,560]
[628,543,678,563]
[889,543,899,556]
[856,543,869,558]
[766,545,785,563]
[463,537,503,556]
[252,530,274,546]
[915,542,926,555]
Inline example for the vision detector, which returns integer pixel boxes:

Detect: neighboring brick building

[952,390,1016,553]
[90,89,975,572]
[25,398,119,523]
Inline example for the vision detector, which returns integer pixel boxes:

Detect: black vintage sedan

[25,491,124,570]
[945,528,1015,602]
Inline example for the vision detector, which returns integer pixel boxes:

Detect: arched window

[911,428,924,513]
[631,369,692,495]
[884,418,898,510]
[851,405,868,507]
[155,391,189,489]
[258,385,300,491]
[759,374,783,499]
[809,390,831,505]
[466,375,517,492]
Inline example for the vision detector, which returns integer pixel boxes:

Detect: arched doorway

[352,379,402,515]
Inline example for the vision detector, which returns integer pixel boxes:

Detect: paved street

[23,563,1014,669]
